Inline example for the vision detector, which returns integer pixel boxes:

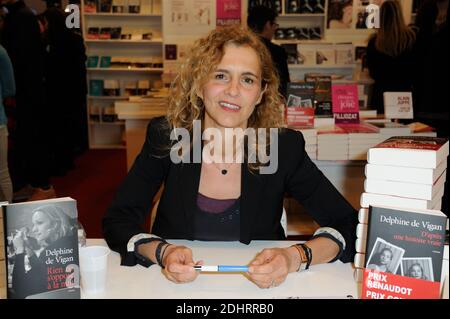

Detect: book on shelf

[102,106,118,122]
[110,27,122,39]
[335,43,354,65]
[124,81,138,96]
[83,0,97,13]
[285,82,315,128]
[285,0,300,13]
[383,92,414,120]
[128,0,141,13]
[89,79,104,96]
[306,75,332,118]
[367,136,449,169]
[331,84,359,124]
[99,27,112,40]
[315,44,335,65]
[365,159,447,185]
[2,198,80,299]
[281,44,298,65]
[87,27,100,40]
[297,44,316,66]
[137,79,150,95]
[359,205,447,299]
[103,80,121,96]
[112,0,125,13]
[86,56,99,68]
[142,32,153,40]
[99,0,113,13]
[99,56,112,68]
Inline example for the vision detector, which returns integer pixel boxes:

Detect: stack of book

[354,136,449,289]
[360,136,449,211]
[296,128,317,160]
[317,125,348,160]
[338,123,382,160]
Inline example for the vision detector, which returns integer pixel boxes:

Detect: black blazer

[103,117,357,265]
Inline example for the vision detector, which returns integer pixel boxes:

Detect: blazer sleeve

[284,130,357,263]
[102,117,170,265]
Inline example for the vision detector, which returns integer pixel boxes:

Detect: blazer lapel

[240,164,267,244]
[180,161,201,239]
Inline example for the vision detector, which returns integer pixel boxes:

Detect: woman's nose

[225,79,240,97]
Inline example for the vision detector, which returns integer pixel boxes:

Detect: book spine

[358,208,368,224]
[354,252,365,268]
[354,268,364,283]
[356,223,367,240]
[355,237,367,253]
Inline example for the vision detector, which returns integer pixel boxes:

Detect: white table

[82,239,359,299]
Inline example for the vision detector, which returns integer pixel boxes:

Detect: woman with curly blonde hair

[104,25,357,289]
[167,25,284,133]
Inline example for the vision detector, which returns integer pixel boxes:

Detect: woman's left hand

[247,247,297,289]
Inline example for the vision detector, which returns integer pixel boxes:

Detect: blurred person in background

[247,5,290,100]
[0,0,55,201]
[366,0,417,115]
[0,41,14,202]
[42,7,87,176]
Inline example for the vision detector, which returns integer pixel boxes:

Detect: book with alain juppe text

[362,205,447,299]
[2,198,80,299]
[367,136,449,169]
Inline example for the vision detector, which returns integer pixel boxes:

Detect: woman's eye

[243,77,254,85]
[214,73,226,80]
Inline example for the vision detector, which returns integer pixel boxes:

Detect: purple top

[197,193,238,214]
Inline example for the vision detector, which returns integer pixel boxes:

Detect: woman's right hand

[12,229,26,254]
[162,245,203,284]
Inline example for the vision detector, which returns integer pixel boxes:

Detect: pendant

[221,169,228,175]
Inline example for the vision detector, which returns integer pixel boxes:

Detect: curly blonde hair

[166,25,285,132]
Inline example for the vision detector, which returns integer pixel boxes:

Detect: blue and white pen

[194,265,249,272]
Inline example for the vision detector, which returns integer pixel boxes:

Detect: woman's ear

[255,84,268,106]
[196,88,203,100]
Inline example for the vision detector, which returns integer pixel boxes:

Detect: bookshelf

[81,0,164,149]
[246,1,358,81]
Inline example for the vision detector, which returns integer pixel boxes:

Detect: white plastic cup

[79,246,110,294]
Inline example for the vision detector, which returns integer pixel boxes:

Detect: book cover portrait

[3,198,80,299]
[362,205,447,299]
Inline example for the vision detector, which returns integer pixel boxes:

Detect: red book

[286,82,315,128]
[368,136,449,169]
[332,84,359,124]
